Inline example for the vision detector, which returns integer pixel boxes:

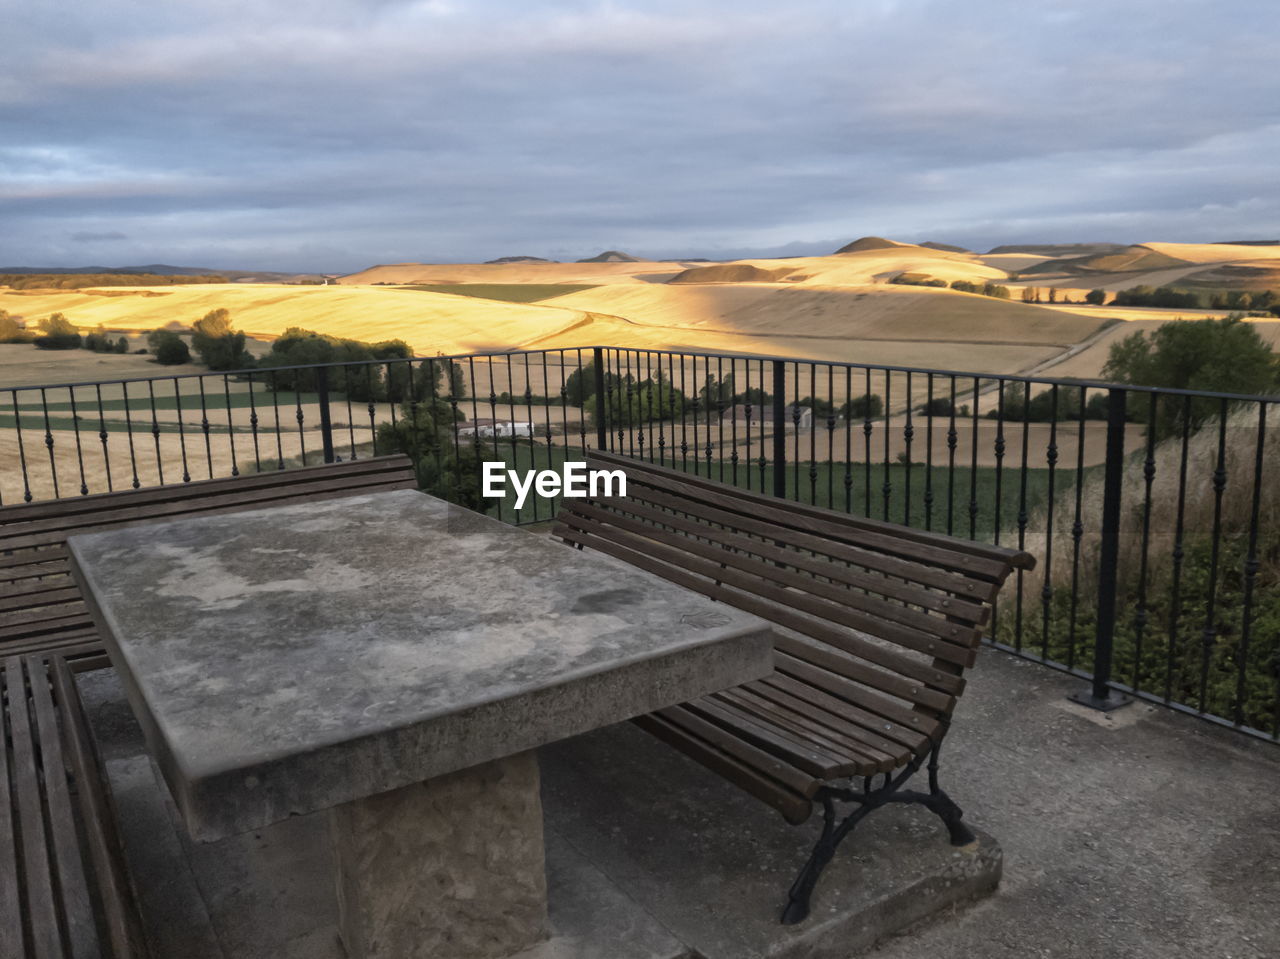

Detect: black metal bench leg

[924,739,976,846]
[782,793,873,925]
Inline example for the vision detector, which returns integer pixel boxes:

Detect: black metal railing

[4,345,1278,745]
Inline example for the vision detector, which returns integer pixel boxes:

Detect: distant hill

[1017,244,1189,276]
[919,241,971,253]
[985,243,1128,257]
[484,256,554,264]
[669,264,793,284]
[835,237,910,254]
[577,250,641,263]
[1213,240,1280,247]
[0,264,303,282]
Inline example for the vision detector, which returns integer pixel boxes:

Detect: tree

[1102,316,1280,437]
[34,313,81,350]
[840,393,883,419]
[584,372,685,428]
[192,308,254,371]
[1086,288,1107,306]
[147,329,191,365]
[917,397,955,417]
[376,399,494,511]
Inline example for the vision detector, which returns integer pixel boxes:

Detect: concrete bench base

[83,670,999,959]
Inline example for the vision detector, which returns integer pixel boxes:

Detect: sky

[2,0,1278,272]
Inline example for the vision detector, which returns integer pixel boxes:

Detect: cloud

[70,231,129,242]
[0,0,1276,270]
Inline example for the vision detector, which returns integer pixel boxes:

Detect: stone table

[68,488,775,959]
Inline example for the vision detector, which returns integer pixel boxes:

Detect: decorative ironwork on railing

[4,346,1278,745]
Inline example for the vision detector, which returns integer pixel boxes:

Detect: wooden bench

[2,649,147,957]
[1,456,418,660]
[554,450,1034,923]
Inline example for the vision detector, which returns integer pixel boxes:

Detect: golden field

[3,238,1277,502]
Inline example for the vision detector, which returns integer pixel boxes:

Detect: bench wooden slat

[717,688,898,774]
[761,673,929,754]
[0,455,414,525]
[652,705,822,800]
[27,658,101,957]
[592,479,1000,602]
[688,696,864,779]
[735,680,910,766]
[590,450,1035,572]
[0,586,81,615]
[0,661,26,958]
[557,518,965,699]
[556,522,961,711]
[50,657,148,958]
[1,473,416,554]
[588,451,1022,581]
[3,656,64,959]
[0,547,70,572]
[632,713,814,826]
[773,646,938,742]
[565,498,987,646]
[576,491,990,625]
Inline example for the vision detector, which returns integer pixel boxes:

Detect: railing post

[316,365,336,464]
[772,359,787,498]
[592,347,609,451]
[1071,386,1132,711]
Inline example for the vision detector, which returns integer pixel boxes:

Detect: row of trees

[0,273,227,290]
[1111,285,1280,314]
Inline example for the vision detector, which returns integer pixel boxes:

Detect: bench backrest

[554,450,1034,726]
[1,456,418,658]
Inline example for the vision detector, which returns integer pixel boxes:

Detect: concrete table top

[68,488,775,842]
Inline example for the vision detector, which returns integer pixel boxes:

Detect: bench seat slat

[3,656,64,959]
[717,688,898,774]
[27,657,101,957]
[772,648,939,745]
[760,673,930,755]
[50,657,149,957]
[688,697,869,779]
[632,713,814,825]
[0,586,81,614]
[0,662,26,958]
[651,705,822,799]
[737,680,911,766]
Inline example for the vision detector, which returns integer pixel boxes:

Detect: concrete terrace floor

[88,647,1279,958]
[865,652,1280,959]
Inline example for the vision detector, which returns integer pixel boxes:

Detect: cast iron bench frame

[554,450,1034,923]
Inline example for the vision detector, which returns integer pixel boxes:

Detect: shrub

[33,312,82,350]
[1086,288,1107,305]
[0,310,36,344]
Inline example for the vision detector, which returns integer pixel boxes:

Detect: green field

[397,284,596,303]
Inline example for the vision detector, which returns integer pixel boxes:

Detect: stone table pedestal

[331,752,547,959]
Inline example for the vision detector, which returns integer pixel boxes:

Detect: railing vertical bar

[1132,392,1158,690]
[1233,402,1266,728]
[1197,399,1230,713]
[67,386,88,495]
[94,384,112,492]
[222,375,239,476]
[1165,396,1193,702]
[924,374,934,531]
[771,360,786,498]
